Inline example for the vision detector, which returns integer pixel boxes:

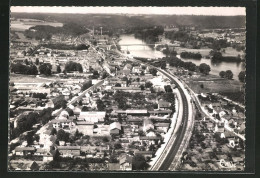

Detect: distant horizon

[11,7,246,16]
[11,12,246,17]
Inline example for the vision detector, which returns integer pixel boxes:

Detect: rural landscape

[9,7,246,171]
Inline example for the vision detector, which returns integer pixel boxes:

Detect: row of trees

[210,50,242,62]
[219,70,234,79]
[11,63,38,75]
[219,70,245,82]
[65,61,83,73]
[180,52,202,59]
[24,23,89,41]
[163,56,211,75]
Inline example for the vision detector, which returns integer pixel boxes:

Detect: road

[156,69,190,170]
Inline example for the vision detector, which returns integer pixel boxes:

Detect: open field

[184,75,243,94]
[222,47,245,57]
[175,47,211,57]
[10,74,53,83]
[183,74,245,104]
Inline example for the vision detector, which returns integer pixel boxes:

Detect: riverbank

[119,34,244,81]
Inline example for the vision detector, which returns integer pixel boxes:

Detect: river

[119,34,245,80]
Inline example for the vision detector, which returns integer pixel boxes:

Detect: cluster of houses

[182,93,245,170]
[199,93,245,137]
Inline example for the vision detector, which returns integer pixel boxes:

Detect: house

[108,80,127,87]
[73,107,81,115]
[14,147,35,156]
[134,151,153,159]
[34,148,47,156]
[57,146,81,157]
[139,136,161,145]
[112,87,142,93]
[79,111,106,123]
[129,82,145,88]
[80,145,98,155]
[148,110,172,116]
[132,66,142,74]
[158,99,171,110]
[119,154,133,171]
[206,122,214,131]
[43,154,54,162]
[76,121,94,135]
[154,122,170,133]
[46,100,54,108]
[52,119,74,129]
[110,122,122,135]
[108,163,121,171]
[143,119,154,133]
[214,123,225,133]
[115,109,148,116]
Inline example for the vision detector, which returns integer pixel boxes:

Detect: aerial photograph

[9,6,246,171]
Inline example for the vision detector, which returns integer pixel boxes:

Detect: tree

[132,155,149,170]
[92,70,100,79]
[81,81,92,91]
[102,137,109,142]
[35,58,39,65]
[225,70,233,79]
[65,108,74,116]
[149,68,157,76]
[199,63,211,75]
[102,72,109,79]
[34,134,40,142]
[74,129,83,139]
[219,71,226,78]
[65,61,83,73]
[76,44,89,50]
[57,129,70,142]
[140,85,145,90]
[114,142,122,149]
[115,83,121,87]
[51,128,57,135]
[81,106,89,111]
[39,63,52,76]
[160,61,166,69]
[57,65,61,73]
[96,99,105,111]
[25,59,29,65]
[26,132,34,145]
[238,71,245,82]
[53,96,67,109]
[164,85,173,93]
[145,81,153,88]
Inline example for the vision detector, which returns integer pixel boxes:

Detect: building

[52,119,74,129]
[134,151,153,159]
[143,119,154,133]
[78,111,106,123]
[14,147,35,156]
[56,146,81,157]
[119,154,133,171]
[110,122,121,135]
[158,99,171,110]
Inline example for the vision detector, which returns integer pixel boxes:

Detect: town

[9,8,246,171]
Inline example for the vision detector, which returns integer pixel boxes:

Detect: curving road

[156,69,190,170]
